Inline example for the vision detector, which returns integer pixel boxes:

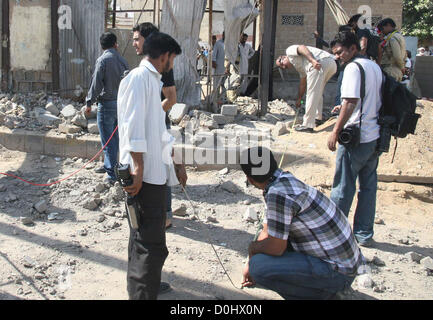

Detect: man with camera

[117,32,186,300]
[328,32,383,248]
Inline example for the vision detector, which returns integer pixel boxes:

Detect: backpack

[380,71,420,139]
[377,70,421,161]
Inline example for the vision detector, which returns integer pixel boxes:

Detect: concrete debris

[72,113,88,129]
[59,123,82,134]
[405,252,423,263]
[45,102,60,116]
[243,207,258,222]
[21,217,35,226]
[83,199,99,211]
[61,104,77,119]
[420,257,433,270]
[206,216,218,223]
[169,103,189,124]
[87,119,99,134]
[357,273,374,288]
[218,168,229,175]
[173,204,188,217]
[221,105,238,116]
[34,200,48,213]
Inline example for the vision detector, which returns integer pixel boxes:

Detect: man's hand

[84,106,92,117]
[124,168,143,197]
[241,264,256,288]
[312,59,322,71]
[328,130,339,152]
[331,105,341,114]
[175,163,187,187]
[295,97,303,109]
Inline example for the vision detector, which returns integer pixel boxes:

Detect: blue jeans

[97,100,119,180]
[249,251,355,300]
[330,140,380,243]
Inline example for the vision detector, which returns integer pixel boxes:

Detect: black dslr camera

[338,125,360,148]
[376,116,396,153]
[115,163,139,230]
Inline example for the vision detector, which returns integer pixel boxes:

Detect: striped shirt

[263,169,365,276]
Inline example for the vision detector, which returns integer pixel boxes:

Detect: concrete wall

[9,0,52,93]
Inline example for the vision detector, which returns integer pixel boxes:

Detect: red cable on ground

[0,126,118,187]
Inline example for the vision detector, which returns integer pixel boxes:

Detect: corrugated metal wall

[59,0,105,99]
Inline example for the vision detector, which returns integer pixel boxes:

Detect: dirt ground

[0,100,432,301]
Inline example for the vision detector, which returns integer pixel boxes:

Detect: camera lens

[339,131,352,144]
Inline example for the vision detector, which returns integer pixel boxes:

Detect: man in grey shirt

[212,32,226,93]
[86,32,129,184]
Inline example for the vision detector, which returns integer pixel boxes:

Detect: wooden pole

[1,0,10,92]
[316,0,325,49]
[259,0,277,116]
[51,0,60,93]
[112,0,117,28]
[207,0,213,110]
[153,0,156,25]
[157,0,161,27]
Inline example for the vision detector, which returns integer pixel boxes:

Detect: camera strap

[353,61,366,133]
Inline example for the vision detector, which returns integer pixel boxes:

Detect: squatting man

[239,146,366,300]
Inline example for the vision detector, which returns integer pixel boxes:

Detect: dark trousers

[127,182,168,300]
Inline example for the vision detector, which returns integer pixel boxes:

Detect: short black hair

[133,22,159,39]
[242,33,248,38]
[331,31,361,51]
[406,50,412,59]
[100,32,117,50]
[338,24,352,33]
[240,147,278,183]
[142,31,182,59]
[348,14,362,25]
[377,18,396,31]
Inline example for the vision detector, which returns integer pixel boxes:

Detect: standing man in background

[212,32,226,94]
[377,18,406,82]
[238,33,255,95]
[86,32,129,185]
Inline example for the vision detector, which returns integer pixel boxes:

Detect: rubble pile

[0,92,303,143]
[0,92,98,136]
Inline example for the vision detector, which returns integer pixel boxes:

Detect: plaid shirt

[263,169,365,276]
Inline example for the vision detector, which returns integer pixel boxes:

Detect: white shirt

[117,59,178,186]
[212,39,225,74]
[286,45,335,77]
[239,42,255,75]
[340,57,383,144]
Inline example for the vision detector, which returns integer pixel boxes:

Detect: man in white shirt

[328,31,383,248]
[117,31,186,300]
[239,33,255,94]
[276,45,337,132]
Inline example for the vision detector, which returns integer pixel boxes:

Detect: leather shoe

[94,166,106,174]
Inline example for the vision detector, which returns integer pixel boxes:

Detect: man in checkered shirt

[240,147,366,300]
